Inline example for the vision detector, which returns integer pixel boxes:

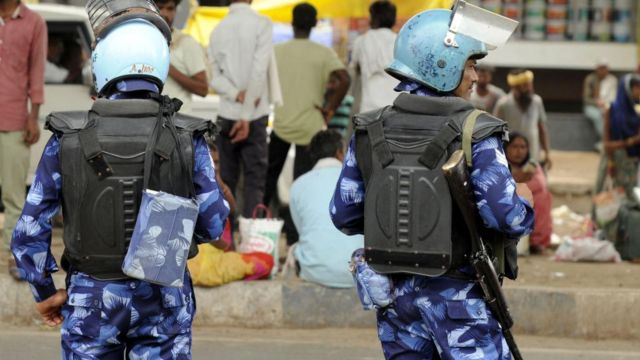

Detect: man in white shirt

[209,0,273,218]
[350,0,398,113]
[583,58,618,142]
[156,0,208,115]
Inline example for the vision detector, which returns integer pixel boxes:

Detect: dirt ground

[510,253,639,289]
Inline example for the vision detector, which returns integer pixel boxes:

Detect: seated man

[289,130,363,287]
[44,35,69,83]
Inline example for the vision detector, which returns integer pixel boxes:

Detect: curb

[506,286,640,340]
[1,274,637,340]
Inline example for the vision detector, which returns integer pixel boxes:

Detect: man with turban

[495,69,552,167]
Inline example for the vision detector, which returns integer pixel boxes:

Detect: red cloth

[241,252,274,280]
[527,165,553,248]
[0,3,47,131]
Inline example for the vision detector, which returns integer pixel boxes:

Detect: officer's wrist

[32,280,58,303]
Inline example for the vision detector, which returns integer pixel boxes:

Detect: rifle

[442,149,523,360]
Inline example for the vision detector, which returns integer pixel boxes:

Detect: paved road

[1,326,639,360]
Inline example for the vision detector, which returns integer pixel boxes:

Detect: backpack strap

[462,109,485,168]
[154,126,177,161]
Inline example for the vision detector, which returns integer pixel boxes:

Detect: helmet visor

[449,0,518,50]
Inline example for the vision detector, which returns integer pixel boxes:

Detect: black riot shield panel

[362,127,453,277]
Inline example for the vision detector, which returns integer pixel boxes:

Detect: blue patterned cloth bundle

[122,189,199,287]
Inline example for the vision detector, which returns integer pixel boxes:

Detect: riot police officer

[331,5,535,360]
[11,1,229,358]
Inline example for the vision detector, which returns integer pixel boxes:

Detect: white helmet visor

[446,0,519,50]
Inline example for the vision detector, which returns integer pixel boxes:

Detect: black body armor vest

[355,93,508,277]
[46,97,215,280]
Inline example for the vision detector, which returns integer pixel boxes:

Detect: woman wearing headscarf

[600,74,640,198]
[506,132,553,253]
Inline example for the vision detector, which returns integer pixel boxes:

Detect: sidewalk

[1,254,638,340]
[546,150,600,214]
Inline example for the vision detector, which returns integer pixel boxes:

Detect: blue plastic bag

[122,189,199,287]
[350,248,395,310]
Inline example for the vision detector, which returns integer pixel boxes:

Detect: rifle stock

[442,150,523,360]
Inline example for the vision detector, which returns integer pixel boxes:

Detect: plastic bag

[238,204,284,277]
[553,236,622,263]
[350,248,394,311]
[593,177,624,226]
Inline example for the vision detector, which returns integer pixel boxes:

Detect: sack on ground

[554,236,621,262]
[187,244,273,287]
[616,202,640,261]
[122,189,199,287]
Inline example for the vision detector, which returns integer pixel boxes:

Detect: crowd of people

[194,0,397,286]
[179,1,550,285]
[7,0,639,287]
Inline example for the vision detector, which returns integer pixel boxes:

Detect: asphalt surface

[1,326,639,360]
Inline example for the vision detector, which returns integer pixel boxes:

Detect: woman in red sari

[506,132,553,253]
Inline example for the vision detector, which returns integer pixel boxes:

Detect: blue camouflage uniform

[11,89,230,359]
[330,82,534,360]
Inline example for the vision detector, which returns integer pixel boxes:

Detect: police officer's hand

[229,120,250,144]
[515,183,534,207]
[35,289,67,327]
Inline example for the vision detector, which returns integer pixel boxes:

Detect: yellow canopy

[185,0,454,46]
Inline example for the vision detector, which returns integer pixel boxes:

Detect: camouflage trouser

[376,276,510,360]
[61,272,195,360]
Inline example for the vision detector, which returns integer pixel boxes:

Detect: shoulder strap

[142,97,196,198]
[462,109,485,168]
[46,111,90,134]
[366,106,394,168]
[78,112,113,180]
[418,121,460,169]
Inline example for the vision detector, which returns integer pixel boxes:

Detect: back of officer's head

[292,3,317,34]
[370,1,396,29]
[91,19,170,96]
[309,130,345,165]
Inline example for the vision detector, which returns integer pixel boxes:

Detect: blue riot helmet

[387,1,518,93]
[91,18,170,95]
[386,9,487,93]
